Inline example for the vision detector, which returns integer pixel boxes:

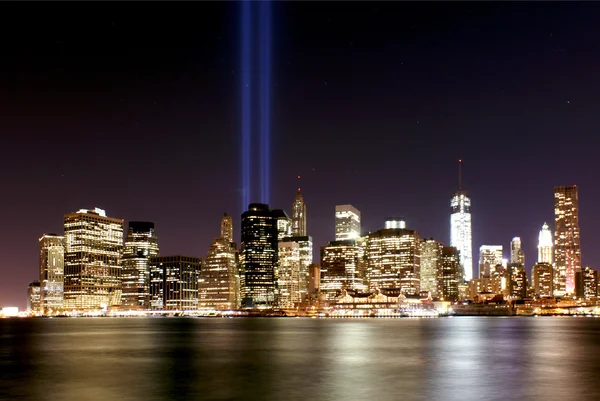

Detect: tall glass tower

[450,160,473,281]
[241,203,279,308]
[121,222,159,310]
[554,185,581,295]
[63,208,124,310]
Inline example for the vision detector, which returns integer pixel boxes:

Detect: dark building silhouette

[241,203,278,308]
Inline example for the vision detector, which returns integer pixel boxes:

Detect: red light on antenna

[458,159,462,163]
[297,175,301,179]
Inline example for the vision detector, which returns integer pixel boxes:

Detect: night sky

[2,2,600,308]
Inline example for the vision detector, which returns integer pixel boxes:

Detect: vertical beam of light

[259,0,271,205]
[241,0,252,211]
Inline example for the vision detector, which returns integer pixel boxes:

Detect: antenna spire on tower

[297,175,301,192]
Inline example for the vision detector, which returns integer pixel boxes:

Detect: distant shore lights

[240,0,273,210]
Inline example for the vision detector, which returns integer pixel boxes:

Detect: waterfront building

[63,208,124,310]
[241,203,279,308]
[308,263,320,301]
[282,235,313,301]
[198,214,240,310]
[335,205,361,241]
[27,281,41,314]
[532,262,553,297]
[366,222,421,295]
[420,238,443,297]
[450,161,473,281]
[277,241,301,308]
[538,223,553,264]
[39,234,64,314]
[554,185,581,296]
[508,263,527,299]
[439,246,462,301]
[150,255,202,310]
[575,267,597,299]
[320,240,363,301]
[121,222,159,310]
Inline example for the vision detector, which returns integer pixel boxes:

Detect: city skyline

[2,2,600,308]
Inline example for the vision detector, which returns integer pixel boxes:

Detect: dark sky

[2,2,600,309]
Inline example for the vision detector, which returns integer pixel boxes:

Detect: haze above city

[2,2,600,308]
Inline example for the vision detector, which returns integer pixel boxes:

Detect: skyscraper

[27,281,41,314]
[282,235,313,302]
[221,213,233,243]
[538,223,553,264]
[532,262,553,297]
[241,203,279,308]
[273,209,292,240]
[39,234,65,314]
[479,245,503,278]
[320,240,363,301]
[420,238,443,297]
[198,214,240,310]
[450,160,473,281]
[335,205,361,240]
[292,188,306,236]
[366,223,421,295]
[63,208,124,310]
[121,222,159,310]
[554,185,581,296]
[277,241,301,308]
[150,255,202,310]
[510,237,525,266]
[439,246,461,301]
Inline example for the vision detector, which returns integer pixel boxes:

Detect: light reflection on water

[1,317,600,400]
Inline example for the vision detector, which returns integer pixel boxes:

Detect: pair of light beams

[241,0,271,210]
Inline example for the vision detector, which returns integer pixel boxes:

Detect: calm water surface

[1,317,600,400]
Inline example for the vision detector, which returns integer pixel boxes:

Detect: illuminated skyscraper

[508,264,527,299]
[199,214,240,310]
[27,281,41,314]
[282,235,313,301]
[63,208,124,310]
[121,222,159,310]
[39,234,65,314]
[241,203,279,308]
[366,224,421,295]
[320,240,363,301]
[510,237,525,266]
[554,185,581,296]
[335,205,361,241]
[479,245,503,278]
[575,267,597,299]
[277,241,301,308]
[450,160,473,281]
[150,255,201,310]
[439,246,461,301]
[292,188,306,236]
[273,209,292,240]
[420,238,443,296]
[221,213,233,243]
[538,223,553,264]
[532,262,553,297]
